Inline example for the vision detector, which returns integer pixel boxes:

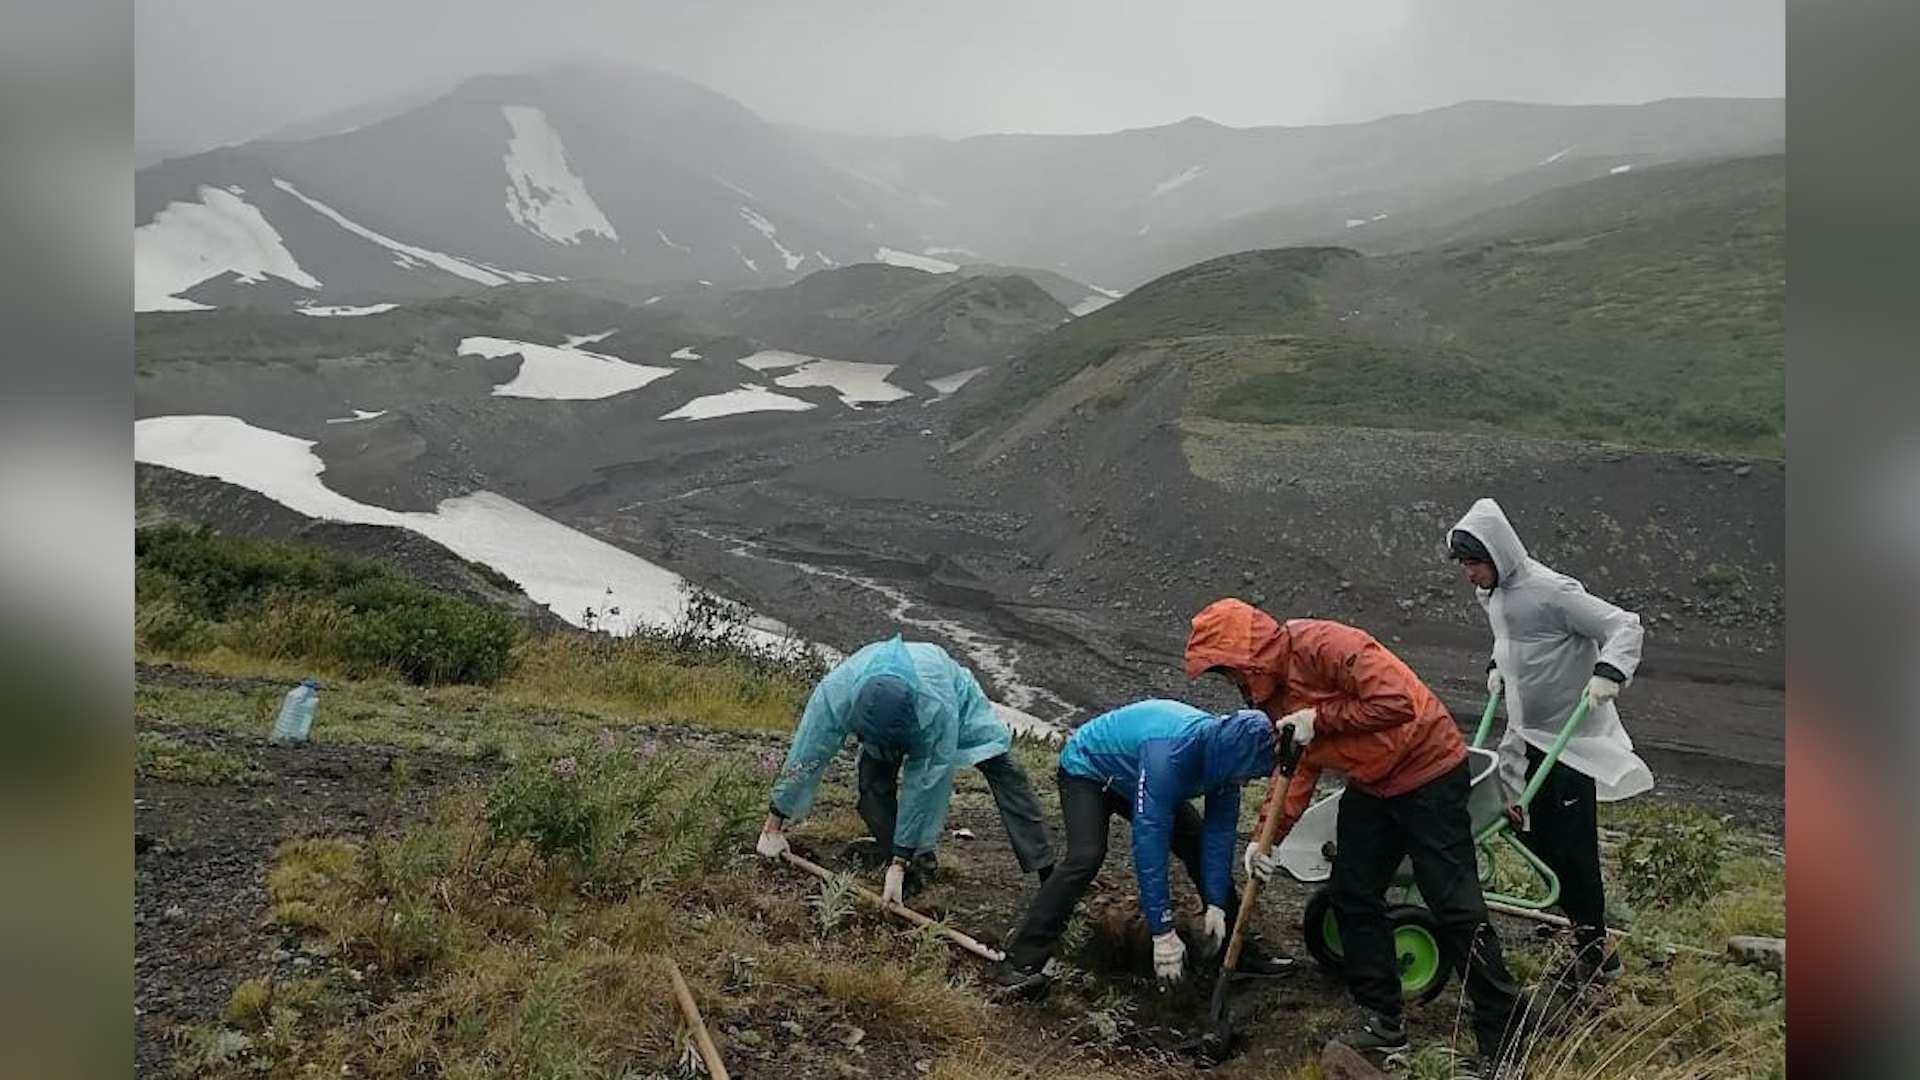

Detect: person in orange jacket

[1186,599,1522,1071]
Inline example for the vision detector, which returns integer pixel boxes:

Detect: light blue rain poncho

[768,636,1011,859]
[1451,498,1654,802]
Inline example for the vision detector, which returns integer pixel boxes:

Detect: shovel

[1200,721,1301,1061]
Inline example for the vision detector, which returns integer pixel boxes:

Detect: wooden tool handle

[1221,762,1291,971]
[780,849,1006,962]
[667,957,729,1080]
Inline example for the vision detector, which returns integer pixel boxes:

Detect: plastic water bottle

[270,679,322,745]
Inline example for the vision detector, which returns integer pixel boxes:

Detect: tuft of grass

[219,978,272,1029]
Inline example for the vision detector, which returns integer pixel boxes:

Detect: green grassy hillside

[957,156,1784,457]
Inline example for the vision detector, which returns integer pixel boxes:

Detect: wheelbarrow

[1274,689,1594,1002]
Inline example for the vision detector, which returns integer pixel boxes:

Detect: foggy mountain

[135,63,1782,312]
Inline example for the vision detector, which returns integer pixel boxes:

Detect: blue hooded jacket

[769,636,1011,858]
[1059,700,1277,935]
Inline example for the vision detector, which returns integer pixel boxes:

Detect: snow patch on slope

[875,247,958,274]
[133,415,794,641]
[1068,295,1114,317]
[135,186,321,311]
[926,367,986,395]
[773,359,911,407]
[324,409,387,424]
[461,336,674,400]
[297,302,397,317]
[1149,165,1206,198]
[660,385,817,420]
[500,105,618,244]
[274,179,549,287]
[739,207,805,271]
[735,349,817,372]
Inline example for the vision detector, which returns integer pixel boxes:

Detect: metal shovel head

[1199,971,1237,1062]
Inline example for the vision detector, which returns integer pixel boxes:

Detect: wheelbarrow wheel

[1386,904,1451,1003]
[1301,886,1345,971]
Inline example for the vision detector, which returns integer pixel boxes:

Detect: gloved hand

[1487,667,1504,697]
[1585,675,1622,707]
[1152,930,1187,982]
[755,821,790,859]
[1243,841,1276,884]
[881,860,907,906]
[1202,905,1228,956]
[1280,707,1317,746]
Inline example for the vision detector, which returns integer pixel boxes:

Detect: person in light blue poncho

[755,636,1053,904]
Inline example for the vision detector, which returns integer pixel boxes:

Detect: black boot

[989,959,1052,1000]
[1234,937,1297,977]
[1333,1011,1410,1056]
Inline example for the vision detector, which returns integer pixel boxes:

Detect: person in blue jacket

[755,636,1053,903]
[994,699,1295,998]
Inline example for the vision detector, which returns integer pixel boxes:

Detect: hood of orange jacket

[1185,600,1465,808]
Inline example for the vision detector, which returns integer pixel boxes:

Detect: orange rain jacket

[1184,599,1466,840]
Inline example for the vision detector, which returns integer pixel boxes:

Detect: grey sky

[136,0,1784,156]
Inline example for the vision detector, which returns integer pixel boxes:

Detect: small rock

[1241,570,1256,584]
[1733,464,1753,477]
[1322,1040,1390,1080]
[164,904,185,921]
[1727,935,1785,974]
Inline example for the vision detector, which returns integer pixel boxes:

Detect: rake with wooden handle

[667,957,729,1080]
[779,849,1006,962]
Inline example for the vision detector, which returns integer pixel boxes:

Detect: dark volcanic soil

[133,720,479,1077]
[547,377,1783,822]
[140,353,1784,821]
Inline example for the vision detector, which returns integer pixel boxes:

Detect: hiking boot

[1572,946,1622,985]
[1234,939,1297,977]
[1545,937,1621,989]
[1332,1011,1410,1056]
[989,960,1052,1001]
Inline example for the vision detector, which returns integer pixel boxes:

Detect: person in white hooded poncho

[1449,497,1649,983]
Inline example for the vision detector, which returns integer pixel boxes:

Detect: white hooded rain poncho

[1450,498,1654,802]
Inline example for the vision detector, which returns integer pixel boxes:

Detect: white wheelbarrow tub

[1274,746,1502,884]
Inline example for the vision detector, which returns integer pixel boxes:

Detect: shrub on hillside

[136,526,519,686]
[1616,803,1728,909]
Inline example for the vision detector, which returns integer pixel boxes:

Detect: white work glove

[1243,841,1276,884]
[1585,675,1622,707]
[1487,667,1504,697]
[1201,905,1228,956]
[881,860,907,906]
[755,826,790,859]
[1280,707,1317,746]
[1152,930,1187,982]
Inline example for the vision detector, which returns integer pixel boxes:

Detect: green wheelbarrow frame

[1296,689,1594,1000]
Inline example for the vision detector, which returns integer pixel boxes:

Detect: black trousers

[856,749,1054,873]
[1515,745,1606,947]
[1003,768,1238,972]
[1331,762,1520,1058]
